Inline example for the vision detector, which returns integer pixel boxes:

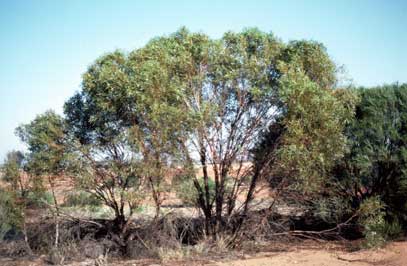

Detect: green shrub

[382,219,403,240]
[175,176,234,207]
[63,191,102,207]
[336,84,407,229]
[313,196,352,224]
[26,191,54,208]
[175,177,216,207]
[0,189,23,240]
[359,197,387,248]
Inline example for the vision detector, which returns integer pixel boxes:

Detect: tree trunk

[213,164,223,239]
[199,141,213,237]
[48,176,60,249]
[113,209,127,234]
[22,209,32,255]
[149,176,161,220]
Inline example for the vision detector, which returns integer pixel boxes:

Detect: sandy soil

[2,241,405,266]
[213,241,407,266]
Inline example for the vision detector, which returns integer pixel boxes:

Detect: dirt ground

[213,241,407,266]
[2,241,406,266]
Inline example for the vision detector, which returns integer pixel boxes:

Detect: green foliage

[63,37,185,222]
[25,191,54,208]
[278,40,337,89]
[269,68,357,194]
[1,151,24,185]
[64,51,135,146]
[169,28,287,233]
[335,84,407,228]
[382,219,403,240]
[253,36,357,200]
[175,177,216,207]
[63,191,102,207]
[174,174,236,210]
[312,196,352,224]
[0,189,23,240]
[16,111,71,178]
[358,196,403,248]
[358,197,387,247]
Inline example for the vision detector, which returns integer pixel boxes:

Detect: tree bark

[48,176,60,249]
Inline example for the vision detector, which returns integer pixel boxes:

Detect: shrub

[63,191,102,207]
[0,189,23,240]
[335,84,407,229]
[174,177,232,207]
[25,191,54,208]
[359,197,387,248]
[175,177,216,207]
[312,196,352,224]
[382,219,403,240]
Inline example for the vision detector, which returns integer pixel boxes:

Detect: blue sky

[0,0,406,160]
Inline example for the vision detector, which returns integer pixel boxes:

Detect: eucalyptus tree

[63,44,189,233]
[61,28,282,238]
[1,150,32,252]
[64,51,144,233]
[62,28,355,241]
[16,110,70,249]
[189,29,283,237]
[141,28,285,237]
[130,28,346,238]
[126,34,200,218]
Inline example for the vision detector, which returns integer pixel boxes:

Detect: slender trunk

[217,164,232,231]
[18,176,26,198]
[54,217,59,249]
[242,166,260,218]
[213,164,223,238]
[149,176,161,219]
[180,139,212,236]
[232,165,261,237]
[48,176,60,249]
[149,152,164,220]
[22,208,32,255]
[18,176,31,254]
[199,140,213,236]
[155,204,160,220]
[226,166,262,246]
[192,178,211,236]
[200,145,211,214]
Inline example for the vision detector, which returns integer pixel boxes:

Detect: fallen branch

[270,212,359,238]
